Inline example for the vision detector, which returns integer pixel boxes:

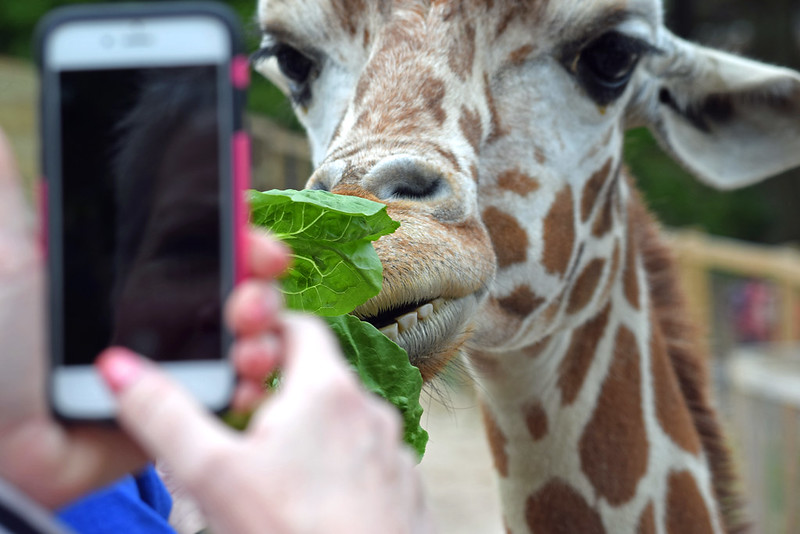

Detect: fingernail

[96,348,145,393]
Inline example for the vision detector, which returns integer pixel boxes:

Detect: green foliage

[249,189,428,458]
[0,0,300,129]
[623,128,771,242]
[249,189,399,316]
[325,314,428,458]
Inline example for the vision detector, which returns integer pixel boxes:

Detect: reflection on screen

[60,66,223,365]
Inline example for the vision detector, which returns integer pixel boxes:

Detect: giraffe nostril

[309,180,329,192]
[389,173,445,200]
[365,157,450,201]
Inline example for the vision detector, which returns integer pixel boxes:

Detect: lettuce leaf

[249,189,428,459]
[249,189,399,316]
[325,315,428,459]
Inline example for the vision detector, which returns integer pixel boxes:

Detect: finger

[224,280,283,336]
[231,333,282,382]
[0,420,147,509]
[230,379,267,414]
[277,313,357,397]
[246,229,291,279]
[96,348,237,485]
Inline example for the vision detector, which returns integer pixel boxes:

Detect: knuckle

[365,396,403,441]
[318,372,361,405]
[184,444,236,490]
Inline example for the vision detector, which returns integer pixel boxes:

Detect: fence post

[671,231,712,335]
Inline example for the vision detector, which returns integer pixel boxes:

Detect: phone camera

[100,35,114,48]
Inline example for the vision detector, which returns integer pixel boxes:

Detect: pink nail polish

[96,348,145,393]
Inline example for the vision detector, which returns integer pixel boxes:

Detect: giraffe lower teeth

[377,298,445,341]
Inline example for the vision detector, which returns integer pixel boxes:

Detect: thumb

[96,348,237,482]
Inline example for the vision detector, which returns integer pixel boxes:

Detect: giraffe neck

[469,194,741,534]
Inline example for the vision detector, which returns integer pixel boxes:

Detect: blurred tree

[0,0,300,131]
[637,0,800,244]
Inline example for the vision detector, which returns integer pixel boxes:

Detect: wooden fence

[668,230,800,344]
[662,231,800,533]
[249,115,313,192]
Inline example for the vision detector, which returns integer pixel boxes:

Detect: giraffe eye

[575,32,650,105]
[273,44,314,84]
[251,42,317,105]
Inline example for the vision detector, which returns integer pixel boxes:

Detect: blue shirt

[57,465,174,534]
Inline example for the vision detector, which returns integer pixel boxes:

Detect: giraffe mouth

[353,292,482,380]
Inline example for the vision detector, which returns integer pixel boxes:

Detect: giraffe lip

[353,292,482,366]
[355,298,446,337]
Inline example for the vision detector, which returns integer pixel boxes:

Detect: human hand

[0,128,290,509]
[0,129,149,508]
[97,308,433,534]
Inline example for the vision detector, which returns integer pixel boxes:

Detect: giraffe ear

[639,32,800,190]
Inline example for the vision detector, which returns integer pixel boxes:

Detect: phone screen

[57,64,228,365]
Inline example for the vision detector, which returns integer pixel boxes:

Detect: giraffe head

[254,0,800,380]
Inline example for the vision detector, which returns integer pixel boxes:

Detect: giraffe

[253,0,800,532]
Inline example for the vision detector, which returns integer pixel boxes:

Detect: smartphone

[36,3,250,421]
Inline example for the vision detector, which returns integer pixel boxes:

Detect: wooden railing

[667,230,800,343]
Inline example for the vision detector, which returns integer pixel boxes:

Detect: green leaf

[249,189,399,244]
[325,314,428,460]
[247,189,428,458]
[249,189,399,316]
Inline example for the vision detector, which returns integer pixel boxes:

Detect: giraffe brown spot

[666,471,715,534]
[447,23,475,81]
[579,325,649,505]
[497,169,540,196]
[592,191,615,237]
[495,4,530,39]
[508,44,535,65]
[362,28,370,48]
[524,401,548,440]
[459,106,483,152]
[638,502,656,534]
[534,145,547,165]
[483,207,528,268]
[601,241,621,301]
[469,351,501,378]
[498,285,545,317]
[624,215,641,309]
[484,74,506,143]
[420,75,447,125]
[430,143,462,174]
[329,114,345,144]
[481,404,509,477]
[567,258,606,314]
[331,0,363,35]
[525,335,551,359]
[526,480,606,534]
[470,163,479,183]
[651,322,702,454]
[581,159,612,222]
[558,303,611,405]
[542,186,575,276]
[354,77,369,109]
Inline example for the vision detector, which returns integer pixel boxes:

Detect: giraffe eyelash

[249,45,278,67]
[251,40,319,105]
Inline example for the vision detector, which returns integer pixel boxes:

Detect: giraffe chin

[353,291,483,382]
